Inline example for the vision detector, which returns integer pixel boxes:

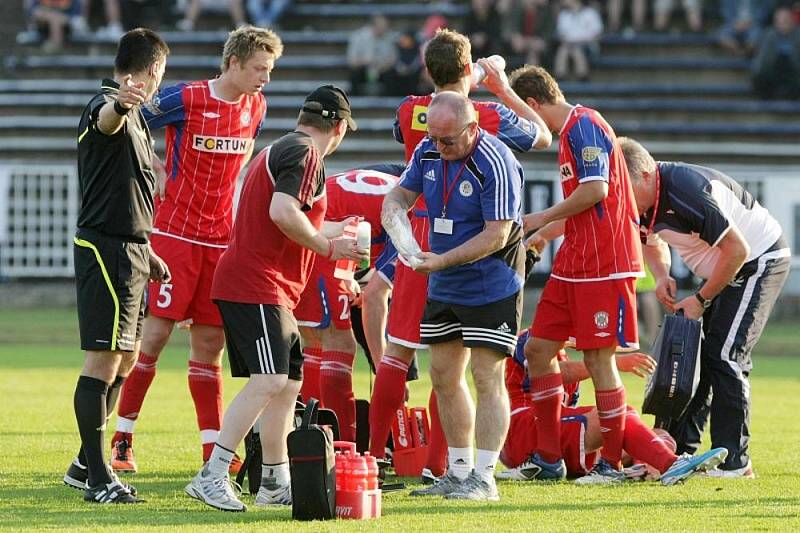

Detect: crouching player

[498,331,728,485]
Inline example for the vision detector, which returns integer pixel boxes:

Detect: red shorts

[147,233,224,327]
[385,215,429,349]
[294,258,354,330]
[500,405,598,476]
[531,277,639,351]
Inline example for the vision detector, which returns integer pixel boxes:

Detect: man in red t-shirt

[509,65,644,484]
[110,27,281,473]
[185,86,366,513]
[365,28,552,485]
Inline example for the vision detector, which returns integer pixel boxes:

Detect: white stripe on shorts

[258,305,275,374]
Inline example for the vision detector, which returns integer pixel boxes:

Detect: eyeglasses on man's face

[427,122,475,147]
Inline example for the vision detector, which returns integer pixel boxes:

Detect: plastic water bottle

[356,220,371,270]
[364,453,379,490]
[334,219,360,280]
[471,55,507,87]
[350,454,368,492]
[335,451,346,491]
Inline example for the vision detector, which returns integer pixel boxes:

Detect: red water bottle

[342,451,354,491]
[335,451,346,491]
[350,454,368,492]
[364,452,379,490]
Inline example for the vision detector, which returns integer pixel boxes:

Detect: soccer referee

[65,28,170,504]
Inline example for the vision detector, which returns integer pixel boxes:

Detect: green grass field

[1,308,799,531]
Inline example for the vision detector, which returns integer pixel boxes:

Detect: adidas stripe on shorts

[419,291,522,356]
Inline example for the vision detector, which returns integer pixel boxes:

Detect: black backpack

[642,310,703,426]
[287,398,336,521]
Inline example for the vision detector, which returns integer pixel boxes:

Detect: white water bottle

[357,220,371,269]
[333,220,359,281]
[471,55,507,87]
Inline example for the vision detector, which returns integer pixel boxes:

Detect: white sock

[116,416,135,434]
[204,443,235,478]
[476,449,500,484]
[262,462,290,486]
[448,447,473,480]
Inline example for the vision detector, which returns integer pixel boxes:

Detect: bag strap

[675,309,684,317]
[301,397,320,429]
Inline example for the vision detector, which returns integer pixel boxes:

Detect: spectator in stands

[751,6,800,99]
[464,0,505,58]
[247,0,291,28]
[606,0,646,34]
[718,0,763,54]
[347,14,397,96]
[84,0,123,39]
[553,0,603,81]
[23,0,86,52]
[178,0,246,31]
[653,0,703,33]
[383,30,424,96]
[501,0,556,68]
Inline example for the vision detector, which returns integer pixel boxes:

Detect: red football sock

[425,390,447,477]
[623,406,676,474]
[320,350,356,441]
[114,351,158,441]
[300,347,322,403]
[188,360,223,462]
[368,355,410,457]
[596,387,627,468]
[531,372,564,463]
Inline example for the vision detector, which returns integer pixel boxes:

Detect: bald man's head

[426,92,479,160]
[428,91,476,126]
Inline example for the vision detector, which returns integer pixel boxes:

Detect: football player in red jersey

[110,27,281,473]
[509,65,645,484]
[293,168,400,441]
[365,28,551,483]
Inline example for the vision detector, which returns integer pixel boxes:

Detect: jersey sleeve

[392,97,411,144]
[141,83,187,130]
[493,103,539,153]
[271,142,323,210]
[398,143,424,193]
[566,116,613,184]
[479,142,523,221]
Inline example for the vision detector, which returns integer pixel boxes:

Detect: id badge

[434,217,453,235]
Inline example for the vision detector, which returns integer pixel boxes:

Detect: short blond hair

[221,26,283,72]
[618,137,656,182]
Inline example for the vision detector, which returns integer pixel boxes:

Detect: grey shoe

[445,471,500,501]
[254,478,292,506]
[409,471,465,496]
[185,468,246,512]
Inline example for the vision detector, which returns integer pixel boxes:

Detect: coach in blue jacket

[620,137,790,478]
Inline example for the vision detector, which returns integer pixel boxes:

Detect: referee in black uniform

[621,137,790,479]
[65,29,170,504]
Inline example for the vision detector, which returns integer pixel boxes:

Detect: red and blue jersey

[506,330,580,411]
[552,105,643,281]
[142,79,266,246]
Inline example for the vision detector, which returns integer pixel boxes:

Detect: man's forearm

[699,231,749,300]
[96,101,128,136]
[539,181,608,226]
[560,360,590,385]
[270,196,329,255]
[494,87,552,150]
[643,242,671,281]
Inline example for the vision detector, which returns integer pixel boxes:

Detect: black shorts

[420,291,522,356]
[216,300,303,381]
[74,229,149,352]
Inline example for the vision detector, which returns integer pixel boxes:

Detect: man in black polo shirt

[620,137,790,479]
[65,28,170,504]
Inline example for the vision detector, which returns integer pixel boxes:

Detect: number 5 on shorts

[157,283,173,308]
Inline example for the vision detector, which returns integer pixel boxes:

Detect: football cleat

[622,462,649,481]
[445,471,500,501]
[84,480,142,504]
[498,453,567,481]
[64,458,89,490]
[703,459,755,479]
[421,468,439,485]
[110,439,137,473]
[574,458,626,485]
[228,453,243,475]
[185,468,246,512]
[254,479,292,506]
[409,471,465,497]
[661,448,729,485]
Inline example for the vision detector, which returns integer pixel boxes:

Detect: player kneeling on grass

[497,331,728,485]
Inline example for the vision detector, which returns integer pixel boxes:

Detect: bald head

[428,91,476,126]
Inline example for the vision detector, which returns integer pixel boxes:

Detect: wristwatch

[695,292,712,309]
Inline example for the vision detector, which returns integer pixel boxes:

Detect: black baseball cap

[302,84,357,131]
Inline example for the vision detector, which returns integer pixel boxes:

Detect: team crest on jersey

[241,110,251,126]
[559,163,574,181]
[193,134,253,154]
[594,311,610,329]
[582,146,603,162]
[459,181,473,197]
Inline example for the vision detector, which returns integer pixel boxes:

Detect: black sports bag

[642,310,702,424]
[288,398,336,521]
